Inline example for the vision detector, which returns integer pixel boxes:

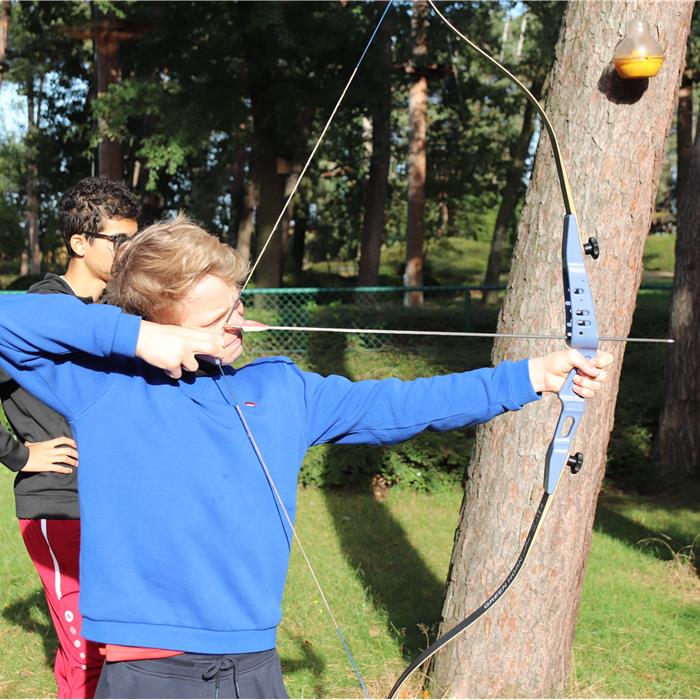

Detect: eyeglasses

[84,231,137,248]
[222,297,243,328]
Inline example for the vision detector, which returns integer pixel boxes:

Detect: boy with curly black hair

[0,177,140,699]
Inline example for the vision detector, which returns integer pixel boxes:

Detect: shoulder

[28,273,74,296]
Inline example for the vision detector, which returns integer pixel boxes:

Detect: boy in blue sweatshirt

[0,215,611,698]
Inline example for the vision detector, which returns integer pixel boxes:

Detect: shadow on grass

[279,631,326,697]
[594,498,700,576]
[2,588,57,667]
[307,331,448,660]
[322,478,446,658]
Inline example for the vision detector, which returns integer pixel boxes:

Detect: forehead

[100,218,139,235]
[178,275,237,325]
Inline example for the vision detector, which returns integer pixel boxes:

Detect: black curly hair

[59,177,141,256]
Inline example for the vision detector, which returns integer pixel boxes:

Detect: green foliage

[0,1,570,270]
[298,429,472,492]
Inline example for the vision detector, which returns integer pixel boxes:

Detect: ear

[69,234,89,258]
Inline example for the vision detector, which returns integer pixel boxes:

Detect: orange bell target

[613,18,665,79]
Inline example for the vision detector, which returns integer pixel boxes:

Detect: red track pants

[19,519,103,699]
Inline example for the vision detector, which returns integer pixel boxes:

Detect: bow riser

[544,215,600,494]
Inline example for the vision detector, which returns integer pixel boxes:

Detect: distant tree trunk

[279,107,312,279]
[676,65,693,206]
[0,0,10,89]
[252,146,284,287]
[482,84,541,305]
[242,6,285,289]
[236,164,256,266]
[229,144,249,247]
[25,77,42,275]
[291,211,307,275]
[404,0,428,306]
[278,157,297,275]
[358,13,392,286]
[655,100,700,482]
[95,29,123,180]
[429,2,693,697]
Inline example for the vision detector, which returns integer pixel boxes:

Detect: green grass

[572,488,700,697]
[642,234,675,277]
[2,468,698,698]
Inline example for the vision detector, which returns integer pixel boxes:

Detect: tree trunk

[25,78,42,275]
[0,0,10,89]
[404,0,428,307]
[655,95,700,482]
[229,144,249,247]
[252,146,284,288]
[676,64,693,206]
[430,2,693,697]
[95,29,123,181]
[236,163,256,266]
[482,85,541,305]
[278,160,297,273]
[358,13,392,286]
[291,212,307,275]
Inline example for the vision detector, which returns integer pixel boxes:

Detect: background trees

[0,1,560,288]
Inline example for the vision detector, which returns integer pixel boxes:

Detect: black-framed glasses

[84,231,137,248]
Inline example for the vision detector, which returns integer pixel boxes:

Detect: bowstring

[220,3,395,696]
[239,0,394,298]
[214,368,370,698]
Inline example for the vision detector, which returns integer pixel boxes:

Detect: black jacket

[0,273,92,519]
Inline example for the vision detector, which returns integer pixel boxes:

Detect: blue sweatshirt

[0,294,539,653]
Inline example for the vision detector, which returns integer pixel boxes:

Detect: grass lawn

[1,468,698,699]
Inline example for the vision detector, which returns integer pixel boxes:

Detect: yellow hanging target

[613,18,665,79]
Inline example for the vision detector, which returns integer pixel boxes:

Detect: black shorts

[94,648,288,699]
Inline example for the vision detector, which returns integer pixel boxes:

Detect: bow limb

[387,5,601,698]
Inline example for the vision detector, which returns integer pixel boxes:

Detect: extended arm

[294,348,612,448]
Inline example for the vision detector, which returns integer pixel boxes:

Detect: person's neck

[63,261,106,301]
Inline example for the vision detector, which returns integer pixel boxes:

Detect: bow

[216,2,603,697]
[385,4,601,697]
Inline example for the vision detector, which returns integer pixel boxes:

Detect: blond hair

[105,214,248,323]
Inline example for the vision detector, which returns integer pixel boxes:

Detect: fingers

[592,350,614,369]
[23,437,80,473]
[51,436,77,449]
[48,465,74,474]
[572,372,604,398]
[570,349,613,398]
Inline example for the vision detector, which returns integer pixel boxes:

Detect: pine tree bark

[655,95,700,482]
[429,2,693,696]
[95,29,123,181]
[404,0,428,306]
[358,14,392,286]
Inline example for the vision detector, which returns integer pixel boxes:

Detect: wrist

[528,357,546,393]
